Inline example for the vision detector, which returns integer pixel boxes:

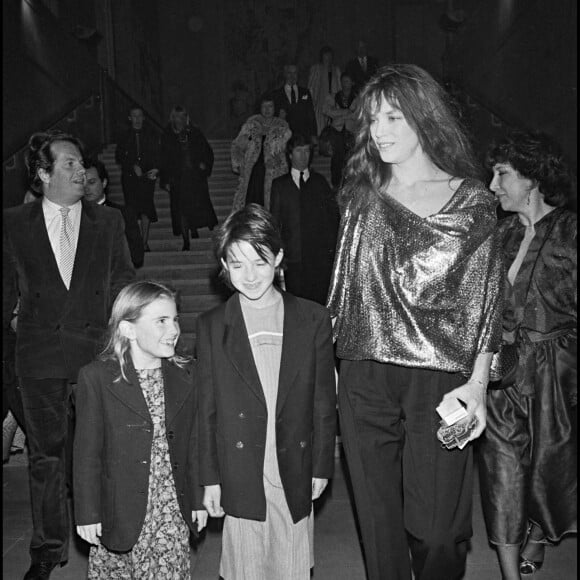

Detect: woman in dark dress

[160,106,217,250]
[479,130,577,580]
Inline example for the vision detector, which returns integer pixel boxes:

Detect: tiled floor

[3,449,576,579]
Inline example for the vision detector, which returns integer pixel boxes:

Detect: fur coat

[231,114,291,211]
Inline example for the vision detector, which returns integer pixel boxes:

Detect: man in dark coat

[270,133,340,305]
[344,39,379,94]
[272,63,318,145]
[115,105,160,251]
[84,158,145,268]
[3,131,135,579]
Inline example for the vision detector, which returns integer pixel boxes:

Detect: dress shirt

[291,167,310,189]
[43,197,82,266]
[285,84,298,104]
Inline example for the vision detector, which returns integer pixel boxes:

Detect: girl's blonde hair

[100,280,190,382]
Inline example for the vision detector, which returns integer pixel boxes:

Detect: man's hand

[203,484,225,517]
[192,509,208,531]
[133,165,143,177]
[145,169,158,180]
[312,477,328,500]
[76,523,102,545]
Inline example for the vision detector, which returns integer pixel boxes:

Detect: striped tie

[59,207,74,289]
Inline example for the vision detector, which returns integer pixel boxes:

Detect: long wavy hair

[100,280,190,382]
[340,64,482,210]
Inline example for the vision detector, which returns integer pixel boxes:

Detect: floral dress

[87,367,190,579]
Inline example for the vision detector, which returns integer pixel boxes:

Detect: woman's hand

[440,379,487,441]
[76,523,102,545]
[203,485,225,517]
[312,478,328,500]
[192,509,208,531]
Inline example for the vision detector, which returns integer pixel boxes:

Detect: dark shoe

[520,540,545,575]
[182,241,190,251]
[519,556,544,575]
[23,561,58,579]
[144,244,151,252]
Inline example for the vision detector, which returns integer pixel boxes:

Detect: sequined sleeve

[327,178,504,375]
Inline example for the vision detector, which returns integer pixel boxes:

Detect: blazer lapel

[163,359,194,428]
[105,359,151,421]
[70,200,100,293]
[223,295,267,407]
[28,200,64,287]
[276,293,311,416]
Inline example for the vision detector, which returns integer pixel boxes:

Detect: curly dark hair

[339,64,482,210]
[486,130,575,208]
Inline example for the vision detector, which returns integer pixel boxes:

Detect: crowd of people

[2,45,576,580]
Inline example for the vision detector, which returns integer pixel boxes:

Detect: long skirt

[478,331,577,545]
[219,477,314,580]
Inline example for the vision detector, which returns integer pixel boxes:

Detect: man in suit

[344,39,379,94]
[270,133,340,305]
[3,131,135,579]
[115,104,160,251]
[84,158,145,268]
[272,63,318,144]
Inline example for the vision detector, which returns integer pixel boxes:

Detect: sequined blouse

[326,178,504,374]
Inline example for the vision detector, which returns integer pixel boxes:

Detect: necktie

[299,171,306,190]
[135,131,141,160]
[291,87,297,105]
[59,207,74,289]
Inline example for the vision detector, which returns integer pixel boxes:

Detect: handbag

[318,125,338,157]
[488,342,518,389]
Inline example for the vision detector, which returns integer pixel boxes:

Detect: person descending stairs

[100,140,332,354]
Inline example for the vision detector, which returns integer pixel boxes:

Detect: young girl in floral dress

[73,280,207,579]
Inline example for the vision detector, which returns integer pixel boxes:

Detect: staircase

[99,140,331,354]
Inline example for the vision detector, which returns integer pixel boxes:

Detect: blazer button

[167,430,175,439]
[299,441,307,448]
[238,412,245,419]
[236,441,244,449]
[173,462,179,469]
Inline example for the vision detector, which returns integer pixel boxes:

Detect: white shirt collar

[291,167,310,188]
[42,196,82,217]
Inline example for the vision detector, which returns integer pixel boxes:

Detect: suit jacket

[272,85,318,140]
[73,358,203,551]
[115,126,160,175]
[197,292,337,523]
[2,198,135,380]
[344,55,379,92]
[104,199,145,269]
[270,171,339,304]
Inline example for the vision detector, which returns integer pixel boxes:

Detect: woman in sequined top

[478,131,577,580]
[326,64,503,580]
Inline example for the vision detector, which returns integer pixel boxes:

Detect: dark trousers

[19,377,73,564]
[338,360,473,580]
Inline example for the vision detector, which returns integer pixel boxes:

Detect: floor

[3,448,576,579]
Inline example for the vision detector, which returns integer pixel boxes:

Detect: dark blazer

[2,198,135,380]
[73,358,203,552]
[344,55,379,92]
[115,126,160,175]
[270,171,339,304]
[197,292,337,523]
[272,85,318,140]
[104,199,145,268]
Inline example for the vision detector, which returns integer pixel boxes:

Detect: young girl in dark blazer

[197,203,337,579]
[73,280,207,579]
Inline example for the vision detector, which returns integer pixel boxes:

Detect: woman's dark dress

[479,207,577,545]
[160,125,217,234]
